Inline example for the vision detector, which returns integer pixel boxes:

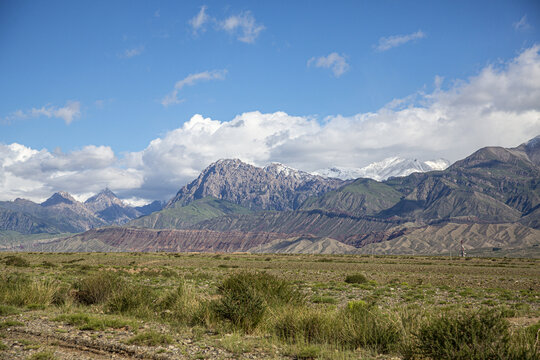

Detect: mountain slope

[167,159,346,211]
[128,197,252,229]
[247,235,359,254]
[300,178,402,216]
[356,223,540,255]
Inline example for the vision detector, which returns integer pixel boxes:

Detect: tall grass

[212,272,304,332]
[0,273,64,307]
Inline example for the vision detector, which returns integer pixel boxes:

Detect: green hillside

[128,197,253,229]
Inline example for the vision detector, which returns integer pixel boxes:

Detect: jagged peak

[85,188,119,203]
[41,191,78,207]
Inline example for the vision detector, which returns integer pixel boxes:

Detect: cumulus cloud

[0,143,143,202]
[375,30,426,51]
[308,53,350,77]
[161,70,227,107]
[121,45,144,58]
[220,11,264,43]
[1,46,540,203]
[4,101,81,125]
[514,15,531,31]
[189,6,210,33]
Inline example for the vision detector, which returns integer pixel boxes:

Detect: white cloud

[308,53,350,77]
[161,70,227,107]
[121,45,144,58]
[220,11,264,43]
[375,30,426,51]
[514,15,531,31]
[189,6,210,33]
[4,101,81,125]
[1,46,540,203]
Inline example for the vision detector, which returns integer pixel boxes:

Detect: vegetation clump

[415,308,538,360]
[73,272,121,305]
[344,273,369,284]
[3,255,30,267]
[213,272,304,332]
[126,330,172,346]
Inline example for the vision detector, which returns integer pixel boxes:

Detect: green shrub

[106,284,155,318]
[218,272,304,307]
[344,273,368,284]
[213,272,303,332]
[3,255,30,267]
[0,340,7,350]
[73,272,122,305]
[0,274,64,307]
[416,308,511,360]
[213,280,266,332]
[155,283,198,324]
[274,306,334,344]
[337,301,401,353]
[126,330,171,346]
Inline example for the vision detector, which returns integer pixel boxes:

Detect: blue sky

[1,0,540,203]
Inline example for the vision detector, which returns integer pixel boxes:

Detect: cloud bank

[2,46,540,203]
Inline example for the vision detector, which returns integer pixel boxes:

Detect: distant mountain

[0,189,162,234]
[0,192,106,234]
[85,188,142,224]
[167,159,346,211]
[313,157,450,181]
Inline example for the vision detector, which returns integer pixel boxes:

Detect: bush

[106,284,155,318]
[416,308,511,360]
[0,274,65,307]
[337,301,401,353]
[344,273,368,284]
[73,272,122,305]
[274,306,334,344]
[213,272,303,332]
[3,255,29,267]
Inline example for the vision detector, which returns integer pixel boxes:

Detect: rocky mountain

[167,159,346,211]
[314,157,450,181]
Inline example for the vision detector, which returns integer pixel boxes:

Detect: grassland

[0,252,538,359]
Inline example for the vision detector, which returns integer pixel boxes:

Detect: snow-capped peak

[313,157,450,181]
[264,162,313,180]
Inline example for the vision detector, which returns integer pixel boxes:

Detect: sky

[1,0,540,204]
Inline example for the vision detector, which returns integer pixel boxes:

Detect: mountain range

[2,136,540,256]
[0,189,163,235]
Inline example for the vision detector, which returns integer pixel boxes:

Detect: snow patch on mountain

[314,157,450,181]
